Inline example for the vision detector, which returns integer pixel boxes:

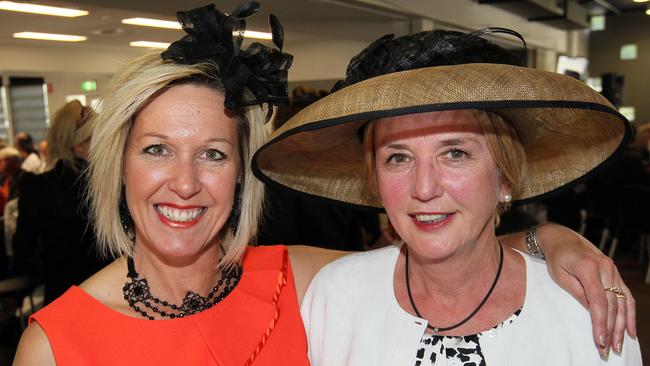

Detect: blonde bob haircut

[46,99,95,172]
[363,110,525,225]
[88,51,266,268]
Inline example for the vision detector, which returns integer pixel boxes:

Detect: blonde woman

[11,99,105,304]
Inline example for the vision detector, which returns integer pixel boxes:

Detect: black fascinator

[332,27,527,92]
[161,2,293,119]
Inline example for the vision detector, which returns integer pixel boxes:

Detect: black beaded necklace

[122,256,242,320]
[405,242,504,333]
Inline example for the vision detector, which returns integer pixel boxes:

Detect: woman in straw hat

[11,99,107,305]
[254,29,641,364]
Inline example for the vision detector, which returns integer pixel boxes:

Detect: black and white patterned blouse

[414,309,522,366]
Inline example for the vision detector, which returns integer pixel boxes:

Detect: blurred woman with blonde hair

[43,99,93,172]
[12,99,107,304]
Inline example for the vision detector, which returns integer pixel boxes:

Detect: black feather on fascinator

[332,27,527,92]
[161,2,293,119]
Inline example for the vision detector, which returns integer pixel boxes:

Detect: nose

[168,157,201,199]
[411,160,442,202]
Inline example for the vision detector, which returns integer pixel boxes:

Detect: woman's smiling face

[123,84,240,262]
[374,110,507,260]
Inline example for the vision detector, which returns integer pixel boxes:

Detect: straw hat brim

[253,63,631,210]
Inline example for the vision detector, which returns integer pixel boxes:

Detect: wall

[590,12,650,124]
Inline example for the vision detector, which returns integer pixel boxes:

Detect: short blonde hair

[88,51,266,268]
[45,99,94,172]
[0,147,20,161]
[363,110,525,222]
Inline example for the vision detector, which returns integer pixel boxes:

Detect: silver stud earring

[503,193,512,203]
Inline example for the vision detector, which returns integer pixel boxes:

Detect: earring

[499,192,512,214]
[228,183,242,234]
[119,186,135,240]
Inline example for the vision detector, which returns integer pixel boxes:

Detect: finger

[603,291,618,357]
[611,290,627,354]
[575,262,609,348]
[622,282,637,338]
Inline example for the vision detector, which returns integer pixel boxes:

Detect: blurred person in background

[37,140,49,172]
[15,133,43,174]
[11,100,108,304]
[0,147,24,213]
[0,147,24,277]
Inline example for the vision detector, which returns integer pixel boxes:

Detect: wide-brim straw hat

[253,63,630,210]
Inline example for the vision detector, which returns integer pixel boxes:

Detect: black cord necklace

[405,242,504,333]
[122,256,242,320]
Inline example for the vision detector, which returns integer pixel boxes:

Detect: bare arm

[499,222,635,356]
[287,245,348,306]
[13,322,56,366]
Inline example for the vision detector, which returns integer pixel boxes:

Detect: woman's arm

[13,322,56,366]
[287,245,348,306]
[499,222,635,356]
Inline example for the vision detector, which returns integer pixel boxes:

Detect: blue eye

[143,144,167,156]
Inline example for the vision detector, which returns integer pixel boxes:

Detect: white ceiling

[0,0,402,51]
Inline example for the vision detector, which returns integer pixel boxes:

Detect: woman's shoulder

[243,244,287,268]
[518,252,591,314]
[13,321,56,365]
[77,257,131,313]
[305,245,400,293]
[319,245,399,274]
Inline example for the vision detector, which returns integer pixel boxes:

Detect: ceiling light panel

[122,18,181,29]
[0,1,88,17]
[129,41,171,49]
[13,32,87,42]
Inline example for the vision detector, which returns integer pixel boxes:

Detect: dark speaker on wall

[601,72,624,107]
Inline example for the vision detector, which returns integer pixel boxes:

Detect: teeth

[156,205,204,222]
[415,214,447,222]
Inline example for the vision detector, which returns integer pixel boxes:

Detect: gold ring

[604,286,626,299]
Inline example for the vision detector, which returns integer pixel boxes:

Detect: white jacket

[301,245,642,365]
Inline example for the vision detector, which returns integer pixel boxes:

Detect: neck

[131,242,222,305]
[406,232,501,301]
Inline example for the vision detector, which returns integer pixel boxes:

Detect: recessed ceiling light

[13,32,87,42]
[129,41,171,49]
[634,0,649,3]
[122,18,181,30]
[122,17,272,39]
[646,8,650,15]
[0,1,87,17]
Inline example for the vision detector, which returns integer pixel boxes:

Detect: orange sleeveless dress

[30,245,309,365]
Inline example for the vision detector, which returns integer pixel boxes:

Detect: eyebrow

[438,136,480,146]
[140,133,234,146]
[381,136,480,150]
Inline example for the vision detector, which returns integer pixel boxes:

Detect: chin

[149,240,217,265]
